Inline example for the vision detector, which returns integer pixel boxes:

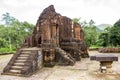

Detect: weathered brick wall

[22,5,85,47]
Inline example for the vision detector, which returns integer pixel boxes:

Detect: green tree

[98,32,109,47]
[2,12,16,25]
[109,27,120,46]
[114,19,120,28]
[0,12,34,50]
[89,19,95,27]
[72,18,81,23]
[0,38,8,48]
[1,12,16,50]
[9,20,34,48]
[106,19,120,47]
[84,26,98,47]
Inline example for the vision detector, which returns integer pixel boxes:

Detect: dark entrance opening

[38,37,41,44]
[38,37,41,47]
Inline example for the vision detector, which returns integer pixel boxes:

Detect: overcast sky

[0,0,120,25]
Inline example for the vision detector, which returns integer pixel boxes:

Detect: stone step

[11,65,29,70]
[14,63,25,66]
[14,62,30,66]
[17,57,28,60]
[21,51,31,54]
[19,54,30,57]
[9,69,21,74]
[57,48,75,65]
[2,72,21,76]
[11,66,24,69]
[15,59,31,63]
[59,50,63,52]
[15,60,27,63]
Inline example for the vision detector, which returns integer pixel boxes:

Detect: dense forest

[0,12,120,54]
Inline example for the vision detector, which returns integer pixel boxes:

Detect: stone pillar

[51,21,59,47]
[51,23,57,46]
[42,20,51,44]
[74,23,81,41]
[100,61,113,73]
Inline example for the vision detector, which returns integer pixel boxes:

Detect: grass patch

[0,48,16,55]
[89,45,120,49]
[89,45,102,49]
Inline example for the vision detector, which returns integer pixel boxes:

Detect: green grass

[89,45,120,49]
[0,48,16,55]
[89,45,102,49]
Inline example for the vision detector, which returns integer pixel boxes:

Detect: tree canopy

[0,12,34,51]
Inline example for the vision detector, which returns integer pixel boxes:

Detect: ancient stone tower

[2,5,89,76]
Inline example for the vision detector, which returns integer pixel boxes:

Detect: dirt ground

[0,51,120,80]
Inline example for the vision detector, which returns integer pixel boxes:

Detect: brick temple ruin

[2,5,89,76]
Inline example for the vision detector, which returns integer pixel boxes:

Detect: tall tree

[89,19,95,27]
[2,12,14,50]
[99,32,109,47]
[108,19,120,46]
[2,12,16,25]
[114,19,120,28]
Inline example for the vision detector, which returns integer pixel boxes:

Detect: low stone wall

[98,48,120,53]
[89,48,99,51]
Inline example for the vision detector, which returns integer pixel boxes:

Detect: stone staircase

[56,47,75,65]
[2,49,38,76]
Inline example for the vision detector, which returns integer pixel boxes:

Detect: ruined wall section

[74,23,84,41]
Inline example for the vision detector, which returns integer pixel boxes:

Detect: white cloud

[0,0,120,25]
